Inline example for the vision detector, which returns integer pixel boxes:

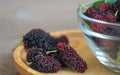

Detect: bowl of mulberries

[77,0,120,73]
[13,28,88,75]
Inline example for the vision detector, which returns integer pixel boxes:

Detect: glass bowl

[77,0,120,73]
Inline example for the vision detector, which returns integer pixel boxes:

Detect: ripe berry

[111,0,120,12]
[86,8,115,33]
[93,14,104,21]
[105,10,116,23]
[90,23,106,33]
[85,7,99,18]
[23,28,57,54]
[23,29,50,49]
[98,3,110,12]
[26,48,43,62]
[56,43,87,73]
[31,55,61,73]
[111,0,120,23]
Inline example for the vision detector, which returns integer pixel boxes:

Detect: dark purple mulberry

[31,55,61,73]
[23,28,50,48]
[111,0,120,12]
[85,7,99,18]
[111,0,120,23]
[23,28,56,53]
[26,48,61,72]
[56,43,87,73]
[26,48,43,62]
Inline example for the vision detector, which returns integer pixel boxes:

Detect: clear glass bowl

[77,1,120,73]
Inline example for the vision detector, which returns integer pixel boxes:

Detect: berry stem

[79,4,88,10]
[105,0,107,3]
[115,10,118,17]
[27,62,32,65]
[46,50,58,54]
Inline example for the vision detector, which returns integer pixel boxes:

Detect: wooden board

[13,29,120,75]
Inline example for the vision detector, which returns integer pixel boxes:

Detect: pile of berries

[85,3,116,34]
[23,29,87,73]
[85,0,120,59]
[85,0,120,35]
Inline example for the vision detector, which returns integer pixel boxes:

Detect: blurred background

[0,0,89,75]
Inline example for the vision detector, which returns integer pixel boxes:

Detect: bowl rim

[77,1,120,27]
[78,23,120,41]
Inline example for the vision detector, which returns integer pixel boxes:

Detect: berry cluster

[23,29,87,73]
[57,43,87,73]
[27,48,61,73]
[85,3,116,33]
[85,0,120,60]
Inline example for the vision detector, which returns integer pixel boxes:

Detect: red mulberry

[90,23,106,33]
[31,55,61,73]
[26,48,43,62]
[56,43,87,73]
[26,48,61,73]
[98,3,110,12]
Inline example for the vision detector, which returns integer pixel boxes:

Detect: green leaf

[105,0,116,5]
[92,0,105,8]
[92,0,116,8]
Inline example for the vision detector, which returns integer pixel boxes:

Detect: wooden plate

[13,29,119,75]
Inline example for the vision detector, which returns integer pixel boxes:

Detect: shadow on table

[0,52,20,75]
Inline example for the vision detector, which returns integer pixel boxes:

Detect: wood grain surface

[13,29,119,75]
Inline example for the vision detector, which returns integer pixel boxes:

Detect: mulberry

[26,48,43,62]
[111,0,120,23]
[98,3,110,12]
[26,48,61,73]
[56,43,87,73]
[85,7,99,18]
[31,55,61,73]
[105,10,116,23]
[23,28,56,53]
[23,29,50,48]
[88,10,115,33]
[111,0,120,12]
[90,23,106,33]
